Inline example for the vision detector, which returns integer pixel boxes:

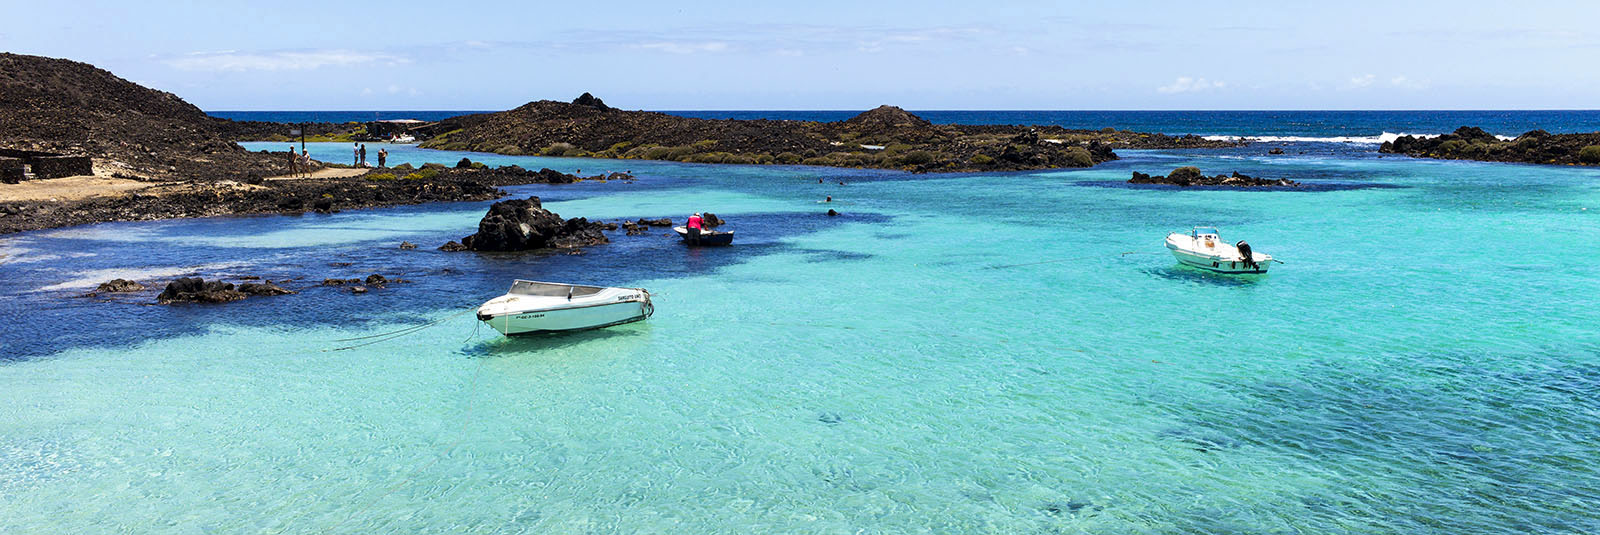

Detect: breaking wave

[1202,132,1515,145]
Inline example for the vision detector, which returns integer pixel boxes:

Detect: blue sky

[2,0,1597,110]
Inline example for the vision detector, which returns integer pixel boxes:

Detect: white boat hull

[480,300,650,335]
[1166,233,1271,274]
[477,282,653,336]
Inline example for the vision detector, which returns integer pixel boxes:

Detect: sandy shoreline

[0,175,156,202]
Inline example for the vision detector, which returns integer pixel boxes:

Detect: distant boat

[388,134,416,144]
[673,226,734,246]
[476,280,653,336]
[1165,227,1272,274]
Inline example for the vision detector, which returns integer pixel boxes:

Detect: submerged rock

[637,217,673,227]
[349,286,368,294]
[238,282,295,296]
[455,196,609,251]
[96,279,145,293]
[364,274,388,287]
[1130,167,1299,188]
[157,277,246,304]
[438,240,468,251]
[399,241,417,250]
[826,209,840,216]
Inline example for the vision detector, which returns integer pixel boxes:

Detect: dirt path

[0,176,155,202]
[264,167,370,181]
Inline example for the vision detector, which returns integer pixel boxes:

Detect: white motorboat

[476,280,653,336]
[1165,227,1272,274]
[389,134,416,144]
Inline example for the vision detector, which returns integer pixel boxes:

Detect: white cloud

[1347,74,1377,88]
[1390,76,1428,90]
[636,41,730,54]
[1157,76,1226,94]
[166,49,410,72]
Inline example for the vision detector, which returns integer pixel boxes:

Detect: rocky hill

[421,95,1232,172]
[1380,126,1600,166]
[0,52,280,180]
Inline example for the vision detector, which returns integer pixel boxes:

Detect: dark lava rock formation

[455,197,609,251]
[95,279,145,293]
[1130,167,1300,188]
[0,53,282,181]
[419,95,1234,173]
[157,278,247,304]
[1380,126,1600,166]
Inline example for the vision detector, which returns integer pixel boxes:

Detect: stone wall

[31,155,93,178]
[0,157,24,184]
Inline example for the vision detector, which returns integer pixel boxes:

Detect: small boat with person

[1165,227,1272,274]
[673,226,734,246]
[673,212,733,246]
[476,280,653,336]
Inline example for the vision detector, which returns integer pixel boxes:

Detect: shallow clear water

[4,142,1600,533]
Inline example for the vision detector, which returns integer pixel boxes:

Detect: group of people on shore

[285,147,316,177]
[353,143,387,168]
[284,143,390,177]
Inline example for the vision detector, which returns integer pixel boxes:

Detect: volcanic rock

[399,241,417,249]
[238,282,294,296]
[571,92,610,111]
[1130,168,1299,188]
[157,277,246,304]
[455,196,609,251]
[96,279,145,293]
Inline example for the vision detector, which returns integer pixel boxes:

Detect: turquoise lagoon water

[3,141,1600,533]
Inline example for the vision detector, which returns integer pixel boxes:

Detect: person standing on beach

[359,144,368,167]
[288,146,298,177]
[353,143,360,165]
[377,148,387,168]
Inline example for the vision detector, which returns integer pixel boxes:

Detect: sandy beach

[0,175,154,202]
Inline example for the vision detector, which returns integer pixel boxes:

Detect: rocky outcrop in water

[157,278,247,304]
[455,196,609,251]
[1130,167,1300,188]
[238,282,294,296]
[95,279,145,293]
[1380,126,1600,166]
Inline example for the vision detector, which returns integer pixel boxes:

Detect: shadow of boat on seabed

[458,323,651,359]
[1140,266,1267,287]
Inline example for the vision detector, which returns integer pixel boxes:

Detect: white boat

[389,134,416,144]
[476,280,653,336]
[672,225,734,246]
[1165,227,1272,274]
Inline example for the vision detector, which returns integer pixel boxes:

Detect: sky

[2,0,1597,111]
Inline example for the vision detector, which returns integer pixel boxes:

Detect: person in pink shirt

[686,212,704,244]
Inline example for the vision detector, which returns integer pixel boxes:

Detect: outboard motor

[1235,241,1257,270]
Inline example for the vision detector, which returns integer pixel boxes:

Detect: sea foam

[1202,132,1515,145]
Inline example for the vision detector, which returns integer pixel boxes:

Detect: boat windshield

[508,280,605,297]
[1191,227,1221,238]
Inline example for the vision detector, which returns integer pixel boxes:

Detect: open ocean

[3,111,1599,533]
